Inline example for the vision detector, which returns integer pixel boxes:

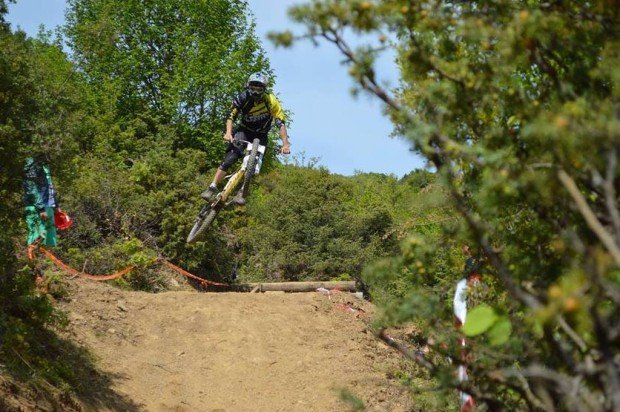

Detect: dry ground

[6,277,414,411]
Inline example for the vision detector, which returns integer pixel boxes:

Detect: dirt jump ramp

[58,278,411,411]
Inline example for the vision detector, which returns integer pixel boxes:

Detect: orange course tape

[28,244,228,287]
[160,260,228,287]
[27,244,36,261]
[40,246,135,281]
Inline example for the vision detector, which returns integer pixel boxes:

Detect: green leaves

[267,30,294,48]
[462,304,512,346]
[65,0,271,159]
[235,167,405,282]
[487,317,512,346]
[462,304,498,336]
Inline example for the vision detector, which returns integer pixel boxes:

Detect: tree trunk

[227,281,357,293]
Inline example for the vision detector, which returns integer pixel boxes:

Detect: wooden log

[229,281,357,293]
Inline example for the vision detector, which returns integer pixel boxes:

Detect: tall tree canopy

[65,0,270,152]
[0,0,14,28]
[58,0,281,280]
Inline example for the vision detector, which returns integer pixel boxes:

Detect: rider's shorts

[219,129,268,171]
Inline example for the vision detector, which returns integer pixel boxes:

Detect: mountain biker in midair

[201,73,291,201]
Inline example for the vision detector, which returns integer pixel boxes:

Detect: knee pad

[220,150,241,171]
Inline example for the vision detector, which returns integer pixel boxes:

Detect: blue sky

[7,0,425,177]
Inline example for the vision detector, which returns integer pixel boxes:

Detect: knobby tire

[186,205,218,243]
[241,138,259,199]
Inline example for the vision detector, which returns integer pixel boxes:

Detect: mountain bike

[186,137,265,243]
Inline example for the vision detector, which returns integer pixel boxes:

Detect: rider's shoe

[200,185,218,201]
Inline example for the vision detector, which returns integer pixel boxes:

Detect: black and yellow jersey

[228,91,286,133]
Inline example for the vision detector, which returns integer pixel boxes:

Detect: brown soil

[18,277,412,411]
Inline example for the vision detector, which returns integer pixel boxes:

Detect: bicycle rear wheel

[241,138,260,199]
[186,204,219,243]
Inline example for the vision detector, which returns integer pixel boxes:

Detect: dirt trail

[56,278,410,411]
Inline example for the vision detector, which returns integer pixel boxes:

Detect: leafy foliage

[65,0,271,159]
[0,0,13,28]
[4,1,617,410]
[0,23,108,404]
[274,0,620,410]
[233,167,436,283]
[0,0,275,402]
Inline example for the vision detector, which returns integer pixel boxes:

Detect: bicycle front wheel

[241,138,260,199]
[186,205,219,243]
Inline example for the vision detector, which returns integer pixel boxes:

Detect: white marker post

[453,278,475,411]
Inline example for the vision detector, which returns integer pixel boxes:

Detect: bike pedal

[233,196,246,206]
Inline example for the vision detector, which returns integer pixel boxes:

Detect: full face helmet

[247,72,268,99]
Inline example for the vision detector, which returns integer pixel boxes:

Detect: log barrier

[227,281,357,293]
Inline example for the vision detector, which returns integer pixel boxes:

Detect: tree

[65,0,271,157]
[0,26,90,281]
[273,1,620,410]
[233,166,407,282]
[0,24,32,298]
[0,0,14,29]
[59,1,287,284]
[0,20,104,395]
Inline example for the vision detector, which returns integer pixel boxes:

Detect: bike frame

[215,140,266,205]
[187,138,266,243]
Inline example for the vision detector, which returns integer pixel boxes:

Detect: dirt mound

[7,278,412,411]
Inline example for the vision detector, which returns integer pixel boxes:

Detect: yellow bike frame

[219,169,245,203]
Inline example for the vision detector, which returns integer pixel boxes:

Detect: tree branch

[591,300,620,410]
[444,168,542,309]
[498,365,601,411]
[377,329,437,372]
[321,28,403,113]
[603,148,620,245]
[377,330,506,409]
[557,169,620,266]
[487,368,545,411]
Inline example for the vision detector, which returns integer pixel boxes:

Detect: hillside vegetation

[1,0,619,411]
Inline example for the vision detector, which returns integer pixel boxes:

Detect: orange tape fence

[27,244,227,288]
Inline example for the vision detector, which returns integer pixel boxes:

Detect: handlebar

[230,137,288,154]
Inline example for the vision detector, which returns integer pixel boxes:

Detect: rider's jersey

[228,91,286,133]
[23,158,57,212]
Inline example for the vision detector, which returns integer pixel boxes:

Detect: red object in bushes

[54,209,73,230]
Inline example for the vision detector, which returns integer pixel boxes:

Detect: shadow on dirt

[1,326,141,411]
